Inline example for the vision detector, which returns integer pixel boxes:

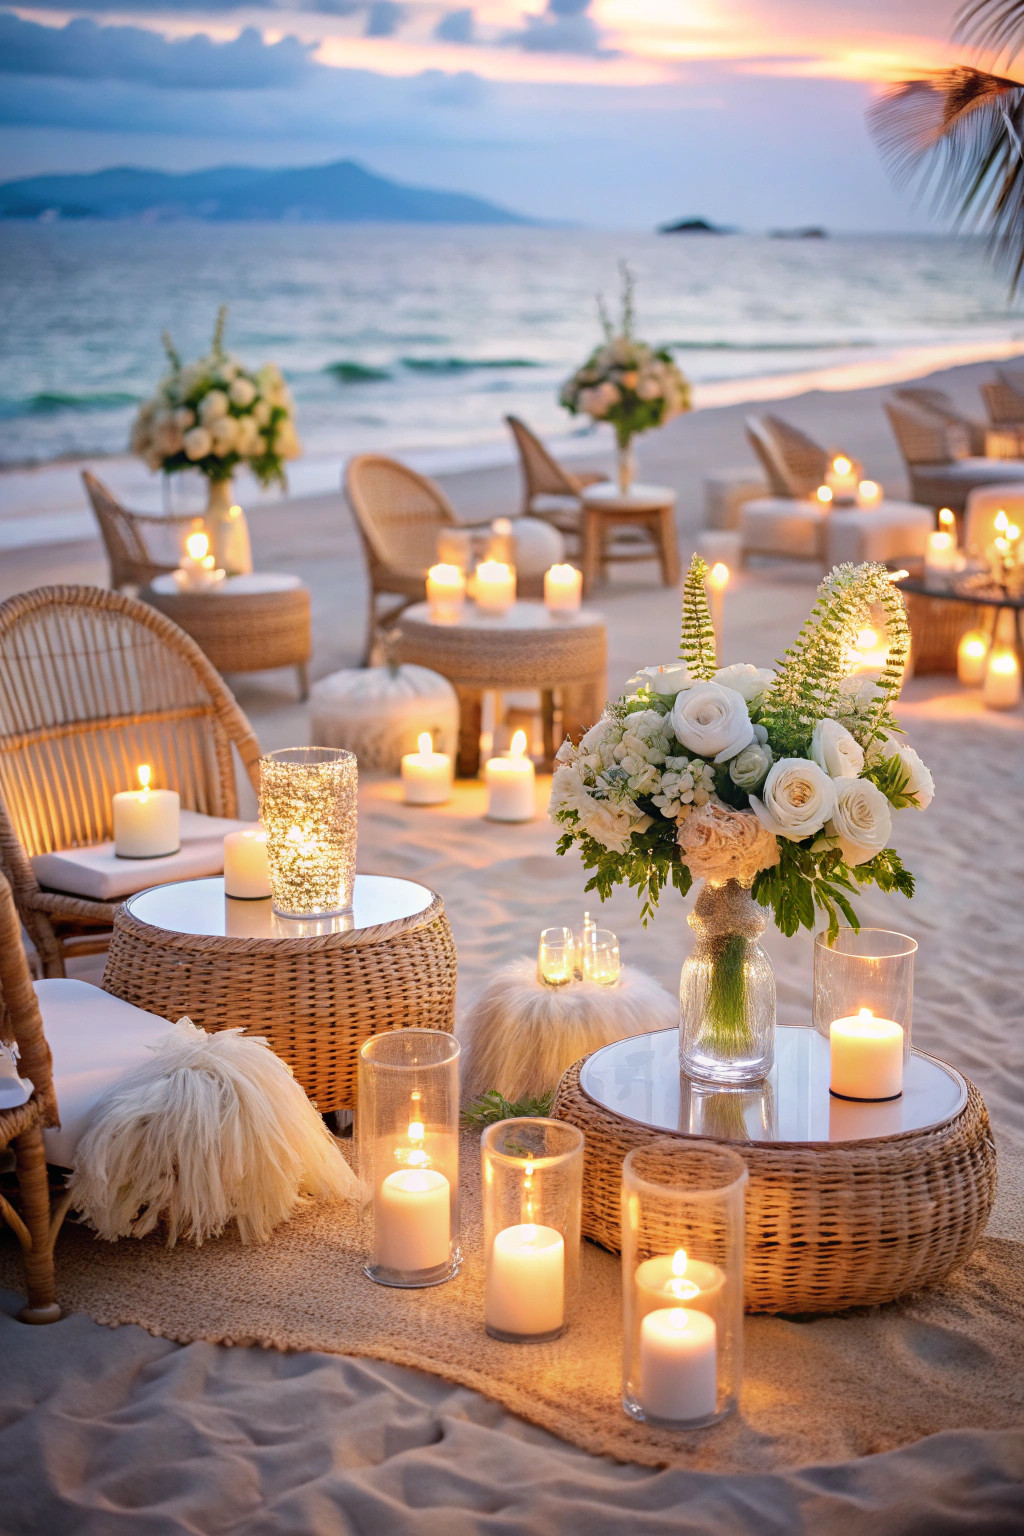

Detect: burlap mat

[3,1134,1022,1473]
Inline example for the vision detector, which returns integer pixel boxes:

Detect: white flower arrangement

[130,306,301,488]
[550,555,933,938]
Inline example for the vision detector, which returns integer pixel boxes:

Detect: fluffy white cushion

[739,497,824,560]
[31,811,257,902]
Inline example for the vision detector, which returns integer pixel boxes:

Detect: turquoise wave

[0,390,139,419]
[400,357,542,373]
[325,361,392,383]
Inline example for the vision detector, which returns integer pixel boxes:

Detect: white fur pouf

[68,1019,358,1246]
[460,960,678,1103]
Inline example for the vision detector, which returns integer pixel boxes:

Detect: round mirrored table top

[125,874,433,941]
[579,1026,967,1145]
[402,600,601,633]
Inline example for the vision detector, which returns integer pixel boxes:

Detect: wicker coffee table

[102,874,457,1112]
[393,600,607,777]
[144,573,312,700]
[896,569,1024,674]
[578,482,680,595]
[552,1026,995,1315]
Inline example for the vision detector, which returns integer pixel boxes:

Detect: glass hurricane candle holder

[481,1118,583,1342]
[813,929,916,1102]
[622,1141,746,1429]
[259,747,357,918]
[357,1029,460,1288]
[538,927,575,986]
[582,928,621,986]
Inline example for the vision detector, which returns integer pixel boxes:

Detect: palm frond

[957,0,1024,64]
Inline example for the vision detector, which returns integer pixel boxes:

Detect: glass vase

[259,746,357,917]
[205,476,253,576]
[616,440,636,495]
[679,880,776,1085]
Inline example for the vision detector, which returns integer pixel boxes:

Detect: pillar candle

[983,645,1022,709]
[401,733,453,805]
[544,564,582,615]
[829,1007,904,1101]
[639,1307,717,1422]
[485,730,535,822]
[485,1223,564,1337]
[825,454,859,501]
[924,531,962,592]
[375,1168,451,1273]
[474,560,516,615]
[634,1250,725,1322]
[223,828,270,898]
[426,563,466,622]
[957,631,988,687]
[706,562,729,655]
[113,766,180,858]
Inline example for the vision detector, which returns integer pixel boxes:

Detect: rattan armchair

[82,470,197,591]
[894,387,988,455]
[981,380,1024,429]
[0,872,66,1323]
[505,416,607,542]
[885,397,1024,512]
[745,415,829,498]
[0,585,262,977]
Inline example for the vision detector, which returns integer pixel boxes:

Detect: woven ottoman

[143,573,311,700]
[310,663,459,772]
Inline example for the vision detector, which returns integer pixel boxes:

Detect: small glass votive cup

[813,929,916,1102]
[582,928,621,986]
[259,746,357,918]
[538,926,575,986]
[481,1118,584,1343]
[622,1140,746,1429]
[357,1029,460,1288]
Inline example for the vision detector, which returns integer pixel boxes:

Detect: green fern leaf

[679,553,718,679]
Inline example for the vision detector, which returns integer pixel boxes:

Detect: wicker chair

[745,415,829,498]
[981,380,1024,429]
[0,872,67,1323]
[82,471,198,591]
[884,397,1024,512]
[895,387,988,455]
[505,416,607,544]
[0,586,262,977]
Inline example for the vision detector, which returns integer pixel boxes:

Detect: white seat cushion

[740,497,824,559]
[37,979,172,1167]
[31,811,258,902]
[825,502,933,566]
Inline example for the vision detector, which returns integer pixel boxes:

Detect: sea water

[2,221,1023,468]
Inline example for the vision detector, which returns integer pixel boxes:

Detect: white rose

[209,416,239,455]
[252,399,272,428]
[713,663,774,705]
[198,389,229,425]
[810,718,865,779]
[670,681,754,764]
[827,777,892,866]
[229,377,257,409]
[632,663,692,698]
[869,733,935,810]
[182,426,212,461]
[751,757,837,841]
[234,415,260,456]
[173,406,195,430]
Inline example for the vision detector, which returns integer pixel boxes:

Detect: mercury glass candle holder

[622,1140,746,1429]
[259,747,357,918]
[481,1118,583,1343]
[357,1029,460,1288]
[813,929,916,1102]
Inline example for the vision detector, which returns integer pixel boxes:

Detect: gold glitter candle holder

[259,746,357,918]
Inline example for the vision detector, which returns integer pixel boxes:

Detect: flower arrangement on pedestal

[559,267,690,493]
[549,555,934,1083]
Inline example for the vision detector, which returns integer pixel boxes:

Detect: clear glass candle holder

[622,1140,746,1429]
[813,929,916,1102]
[538,927,575,986]
[259,747,357,918]
[582,928,621,986]
[481,1118,584,1343]
[357,1029,460,1288]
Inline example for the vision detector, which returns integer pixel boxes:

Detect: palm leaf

[956,0,1024,62]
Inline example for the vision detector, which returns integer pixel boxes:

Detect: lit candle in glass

[544,563,582,615]
[938,507,956,534]
[223,827,270,898]
[634,1248,725,1322]
[376,1168,451,1273]
[401,732,453,805]
[957,630,988,687]
[538,926,575,986]
[825,454,859,501]
[857,479,882,508]
[848,625,890,675]
[983,643,1022,709]
[112,765,180,859]
[639,1308,718,1423]
[486,1222,565,1339]
[178,530,221,590]
[485,730,535,821]
[581,928,621,986]
[816,485,833,505]
[426,563,466,622]
[829,1007,904,1101]
[924,530,961,591]
[474,560,516,616]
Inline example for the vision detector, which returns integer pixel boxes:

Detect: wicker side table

[143,574,312,700]
[552,1027,996,1315]
[393,600,607,777]
[102,874,457,1112]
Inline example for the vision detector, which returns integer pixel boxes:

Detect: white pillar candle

[223,828,270,898]
[113,766,180,858]
[830,1008,904,1101]
[639,1307,718,1422]
[486,1223,565,1337]
[544,564,582,615]
[957,630,988,687]
[706,562,729,655]
[426,563,466,622]
[474,560,516,615]
[983,644,1022,709]
[401,733,453,805]
[635,1250,725,1322]
[375,1168,451,1273]
[177,530,223,590]
[485,730,535,822]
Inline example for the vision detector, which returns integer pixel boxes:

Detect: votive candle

[830,1007,904,1101]
[485,730,535,821]
[857,479,882,508]
[426,563,466,622]
[639,1307,718,1423]
[475,560,516,616]
[544,564,582,615]
[825,454,858,499]
[113,765,180,858]
[401,733,453,805]
[223,827,270,898]
[983,644,1022,709]
[957,630,988,687]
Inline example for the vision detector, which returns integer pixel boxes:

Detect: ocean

[2,221,1024,470]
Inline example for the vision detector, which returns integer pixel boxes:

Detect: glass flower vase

[616,440,636,495]
[679,879,776,1085]
[205,476,253,576]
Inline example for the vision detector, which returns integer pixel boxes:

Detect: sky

[0,1,979,229]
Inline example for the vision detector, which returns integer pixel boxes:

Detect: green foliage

[753,839,860,943]
[161,329,181,372]
[555,818,692,925]
[862,751,918,809]
[211,303,228,358]
[679,553,718,680]
[460,1089,554,1129]
[851,846,915,899]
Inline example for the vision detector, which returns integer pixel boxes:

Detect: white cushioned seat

[704,469,768,530]
[825,501,933,566]
[964,483,1024,552]
[37,979,172,1168]
[310,663,459,772]
[740,497,825,560]
[31,811,257,902]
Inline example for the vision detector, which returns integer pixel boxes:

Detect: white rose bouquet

[130,306,301,488]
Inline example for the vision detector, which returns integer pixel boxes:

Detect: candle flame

[186,532,210,561]
[547,563,575,579]
[857,1008,874,1025]
[995,510,1009,533]
[671,1249,688,1276]
[510,729,527,759]
[854,628,878,651]
[816,485,833,503]
[408,1121,424,1142]
[962,634,987,660]
[1008,523,1021,541]
[990,649,1019,676]
[832,455,851,475]
[477,560,512,581]
[938,508,955,529]
[136,764,151,791]
[428,563,462,583]
[417,732,433,756]
[931,531,953,551]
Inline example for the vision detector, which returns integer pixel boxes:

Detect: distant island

[657,217,734,235]
[770,226,827,239]
[0,159,532,226]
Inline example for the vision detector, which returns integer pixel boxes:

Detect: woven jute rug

[3,1134,1023,1473]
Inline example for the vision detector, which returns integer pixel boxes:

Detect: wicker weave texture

[552,1058,997,1315]
[82,471,195,592]
[143,586,312,676]
[102,887,458,1112]
[394,608,606,691]
[905,591,979,674]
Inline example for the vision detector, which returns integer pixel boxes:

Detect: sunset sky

[0,1,977,227]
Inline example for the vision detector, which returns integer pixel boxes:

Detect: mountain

[657,217,735,235]
[0,159,532,225]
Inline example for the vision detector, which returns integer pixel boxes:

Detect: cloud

[0,13,312,89]
[364,1,404,37]
[434,8,473,44]
[505,0,605,56]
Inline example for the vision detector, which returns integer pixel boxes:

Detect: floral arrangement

[130,306,300,487]
[550,555,933,941]
[559,267,690,450]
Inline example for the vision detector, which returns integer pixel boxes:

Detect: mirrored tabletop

[125,874,433,941]
[579,1026,966,1145]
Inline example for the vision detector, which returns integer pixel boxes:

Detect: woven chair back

[896,388,986,454]
[0,872,57,1128]
[81,471,175,591]
[0,587,259,867]
[981,380,1024,428]
[505,416,578,499]
[345,455,458,578]
[744,416,824,498]
[997,366,1024,396]
[884,399,961,466]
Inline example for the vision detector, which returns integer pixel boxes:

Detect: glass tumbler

[259,746,357,918]
[582,929,621,986]
[537,927,575,986]
[813,929,916,1101]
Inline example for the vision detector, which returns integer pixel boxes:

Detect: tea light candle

[635,1249,725,1321]
[830,1007,904,1101]
[538,926,575,986]
[113,765,180,859]
[485,730,535,822]
[426,563,466,622]
[544,563,582,615]
[223,827,270,898]
[816,485,833,505]
[401,733,453,805]
[486,1223,565,1338]
[639,1307,717,1422]
[983,644,1022,709]
[581,928,621,986]
[857,479,882,508]
[178,530,222,590]
[957,630,988,687]
[376,1168,451,1273]
[474,560,516,616]
[826,454,858,501]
